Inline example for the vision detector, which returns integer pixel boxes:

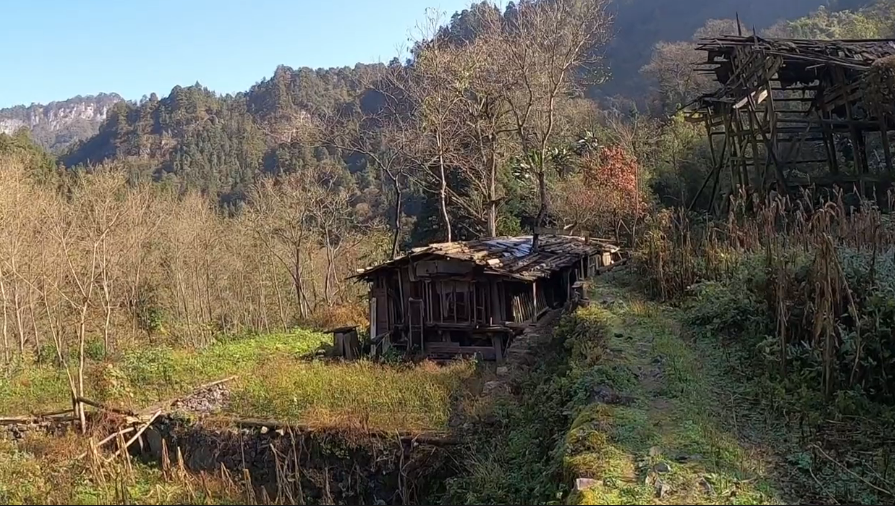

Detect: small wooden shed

[328,326,360,360]
[352,235,621,361]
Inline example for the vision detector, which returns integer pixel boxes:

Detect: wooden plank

[414,260,474,277]
[744,96,791,194]
[489,280,501,325]
[424,342,498,361]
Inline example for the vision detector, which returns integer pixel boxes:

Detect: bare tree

[492,0,613,249]
[249,173,318,319]
[323,85,415,258]
[642,18,747,113]
[439,17,518,237]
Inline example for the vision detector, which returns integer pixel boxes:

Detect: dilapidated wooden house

[684,36,895,212]
[352,235,621,361]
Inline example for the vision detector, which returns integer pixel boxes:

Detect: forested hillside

[0,0,887,251]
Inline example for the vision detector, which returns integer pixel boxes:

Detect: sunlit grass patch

[0,329,329,414]
[228,357,477,432]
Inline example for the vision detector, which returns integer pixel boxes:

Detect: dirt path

[566,273,787,505]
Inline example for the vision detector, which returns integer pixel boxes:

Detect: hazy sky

[0,0,475,108]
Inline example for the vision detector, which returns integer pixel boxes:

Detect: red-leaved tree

[553,145,645,241]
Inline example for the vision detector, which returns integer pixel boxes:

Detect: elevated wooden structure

[352,235,621,362]
[685,36,895,212]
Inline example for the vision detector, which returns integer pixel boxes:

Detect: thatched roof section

[353,235,620,282]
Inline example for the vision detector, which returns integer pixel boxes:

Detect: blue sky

[0,0,476,108]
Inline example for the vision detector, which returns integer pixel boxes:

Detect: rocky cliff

[0,93,122,153]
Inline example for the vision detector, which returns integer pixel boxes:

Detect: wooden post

[452,281,457,323]
[397,268,406,324]
[490,280,501,325]
[838,68,869,196]
[472,281,477,323]
[492,334,504,363]
[817,108,840,176]
[880,122,893,174]
[369,297,377,341]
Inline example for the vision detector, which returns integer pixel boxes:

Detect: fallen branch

[811,444,895,499]
[0,415,79,425]
[106,410,162,462]
[76,426,138,460]
[32,408,75,418]
[0,415,44,424]
[75,397,137,417]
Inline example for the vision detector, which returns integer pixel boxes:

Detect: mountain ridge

[0,93,123,153]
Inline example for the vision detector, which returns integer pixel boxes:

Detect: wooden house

[352,235,621,361]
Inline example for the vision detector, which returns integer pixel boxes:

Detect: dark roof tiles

[354,235,620,281]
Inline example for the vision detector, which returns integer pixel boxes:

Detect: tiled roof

[353,235,620,281]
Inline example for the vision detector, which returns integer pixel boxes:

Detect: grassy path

[565,273,786,505]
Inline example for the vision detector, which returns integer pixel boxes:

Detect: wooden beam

[745,95,790,195]
[689,113,729,211]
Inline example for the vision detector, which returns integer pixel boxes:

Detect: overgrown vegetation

[8,0,895,504]
[635,192,895,504]
[439,315,582,505]
[560,277,783,505]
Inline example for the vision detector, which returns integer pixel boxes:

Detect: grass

[231,358,476,431]
[563,272,783,505]
[0,330,330,415]
[1,328,479,505]
[1,328,477,432]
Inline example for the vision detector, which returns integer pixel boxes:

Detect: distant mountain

[60,65,384,207]
[0,93,122,153]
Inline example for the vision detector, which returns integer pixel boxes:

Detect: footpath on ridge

[563,272,789,505]
[444,270,796,505]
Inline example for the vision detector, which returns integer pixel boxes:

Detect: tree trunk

[323,225,334,306]
[488,147,498,237]
[532,168,548,252]
[176,270,194,345]
[390,176,403,259]
[77,300,89,433]
[271,263,288,332]
[293,245,307,320]
[13,280,25,354]
[0,267,9,364]
[101,238,111,355]
[43,288,78,432]
[29,292,40,361]
[436,131,452,243]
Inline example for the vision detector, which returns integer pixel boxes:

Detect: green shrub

[84,339,106,361]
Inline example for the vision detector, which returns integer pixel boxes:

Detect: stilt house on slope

[352,235,621,361]
[684,36,895,212]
